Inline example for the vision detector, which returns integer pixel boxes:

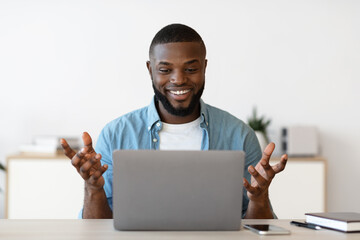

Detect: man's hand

[243,142,287,218]
[61,132,112,218]
[60,132,108,191]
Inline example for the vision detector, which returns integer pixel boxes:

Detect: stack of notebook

[305,212,360,233]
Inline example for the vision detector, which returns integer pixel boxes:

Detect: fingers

[257,142,276,179]
[248,165,268,187]
[273,154,288,174]
[243,178,259,195]
[82,132,95,153]
[259,159,276,179]
[69,132,95,173]
[79,153,102,179]
[245,144,288,201]
[261,142,275,163]
[60,138,76,159]
[63,132,106,188]
[88,164,108,185]
[247,154,288,186]
[71,148,87,171]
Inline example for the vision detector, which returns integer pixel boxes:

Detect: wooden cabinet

[6,154,84,219]
[6,154,325,220]
[269,157,326,219]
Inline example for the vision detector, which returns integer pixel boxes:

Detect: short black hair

[149,23,206,57]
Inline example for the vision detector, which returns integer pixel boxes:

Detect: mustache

[165,83,193,88]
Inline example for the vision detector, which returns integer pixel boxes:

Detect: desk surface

[0,219,359,240]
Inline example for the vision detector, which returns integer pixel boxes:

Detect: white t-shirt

[159,117,202,150]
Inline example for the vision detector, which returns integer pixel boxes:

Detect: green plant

[0,163,5,171]
[247,107,271,143]
[0,162,5,192]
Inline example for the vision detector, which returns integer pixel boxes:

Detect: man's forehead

[150,42,205,62]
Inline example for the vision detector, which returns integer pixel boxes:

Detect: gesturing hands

[243,142,288,203]
[60,132,108,191]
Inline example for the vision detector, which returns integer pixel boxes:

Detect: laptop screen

[113,150,245,231]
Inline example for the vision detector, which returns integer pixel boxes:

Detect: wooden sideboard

[6,154,84,219]
[269,156,326,219]
[5,154,326,219]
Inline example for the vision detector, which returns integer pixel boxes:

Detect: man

[61,23,287,219]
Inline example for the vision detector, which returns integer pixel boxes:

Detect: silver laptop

[113,150,245,231]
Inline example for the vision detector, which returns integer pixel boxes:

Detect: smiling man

[61,24,288,219]
[148,40,206,125]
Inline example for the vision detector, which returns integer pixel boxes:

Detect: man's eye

[159,69,170,73]
[186,68,198,73]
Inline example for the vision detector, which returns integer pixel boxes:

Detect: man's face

[147,42,207,117]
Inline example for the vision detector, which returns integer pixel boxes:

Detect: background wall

[1,0,359,218]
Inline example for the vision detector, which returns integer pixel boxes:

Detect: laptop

[112,150,245,231]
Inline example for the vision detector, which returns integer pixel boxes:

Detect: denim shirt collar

[147,96,209,131]
[146,97,161,131]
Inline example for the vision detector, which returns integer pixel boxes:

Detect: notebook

[112,150,245,231]
[305,212,360,232]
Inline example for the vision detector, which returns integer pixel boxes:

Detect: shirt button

[156,122,161,127]
[153,138,158,143]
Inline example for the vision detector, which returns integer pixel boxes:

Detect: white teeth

[170,89,190,95]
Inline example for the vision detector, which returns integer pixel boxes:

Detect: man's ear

[146,61,153,79]
[204,59,208,73]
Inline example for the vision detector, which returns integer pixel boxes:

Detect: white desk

[0,219,358,240]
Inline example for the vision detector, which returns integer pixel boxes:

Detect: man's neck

[156,102,201,124]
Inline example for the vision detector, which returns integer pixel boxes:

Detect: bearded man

[61,23,288,219]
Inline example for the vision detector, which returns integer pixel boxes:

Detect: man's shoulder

[204,102,249,129]
[203,102,259,152]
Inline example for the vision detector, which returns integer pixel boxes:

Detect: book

[19,136,80,155]
[33,136,80,149]
[19,144,58,155]
[305,212,360,232]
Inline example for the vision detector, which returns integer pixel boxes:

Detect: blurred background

[0,0,359,218]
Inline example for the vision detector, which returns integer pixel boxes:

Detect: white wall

[1,0,359,218]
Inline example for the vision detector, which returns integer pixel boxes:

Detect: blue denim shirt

[80,97,263,218]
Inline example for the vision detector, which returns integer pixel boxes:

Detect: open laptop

[112,150,245,231]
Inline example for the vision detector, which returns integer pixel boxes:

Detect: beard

[152,82,204,117]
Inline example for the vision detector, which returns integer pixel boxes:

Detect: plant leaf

[0,163,5,171]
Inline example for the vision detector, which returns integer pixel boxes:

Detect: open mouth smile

[169,89,191,95]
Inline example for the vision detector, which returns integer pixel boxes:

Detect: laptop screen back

[113,150,245,231]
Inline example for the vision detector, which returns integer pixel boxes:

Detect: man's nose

[170,70,187,84]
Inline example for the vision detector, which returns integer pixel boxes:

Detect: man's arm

[243,143,288,219]
[61,132,113,219]
[83,183,112,219]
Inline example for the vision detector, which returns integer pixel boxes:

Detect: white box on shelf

[282,126,319,157]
